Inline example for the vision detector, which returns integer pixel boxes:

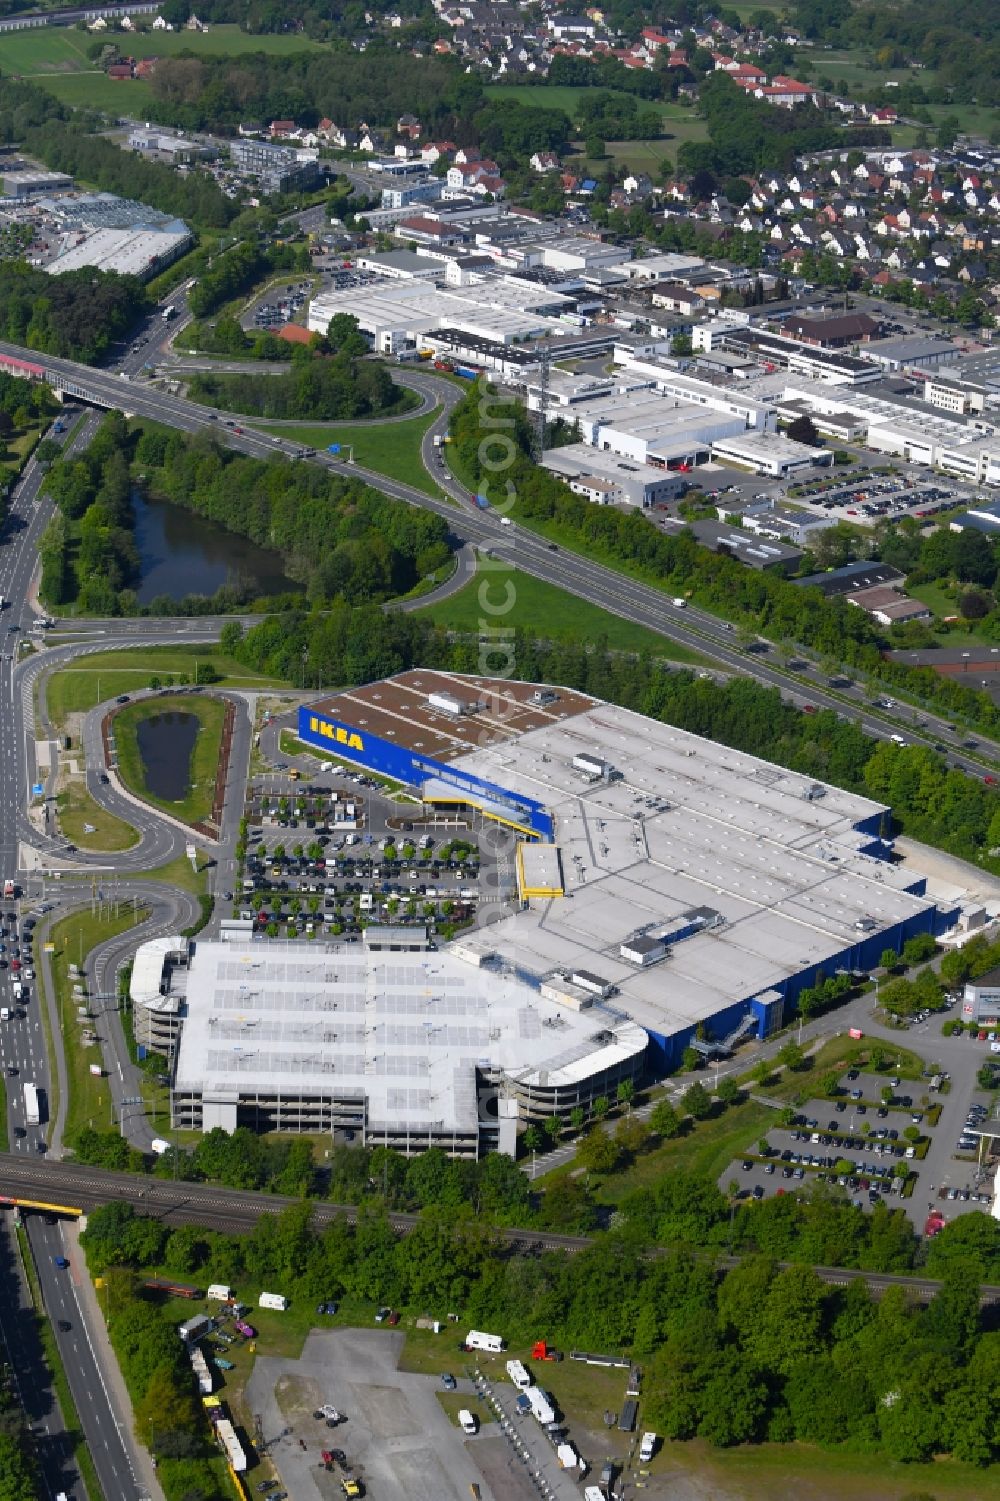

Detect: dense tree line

[80,1191,1000,1465]
[187,237,309,319]
[179,313,296,360]
[219,598,1000,870]
[145,49,479,136]
[679,71,847,179]
[39,417,448,613]
[188,350,409,420]
[22,117,235,229]
[0,1351,40,1501]
[449,386,1000,741]
[40,413,138,611]
[792,0,1000,108]
[0,261,147,364]
[137,424,449,604]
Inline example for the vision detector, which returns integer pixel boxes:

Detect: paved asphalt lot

[246,1328,506,1501]
[721,1038,999,1229]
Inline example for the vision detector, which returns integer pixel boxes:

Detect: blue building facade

[297,706,553,838]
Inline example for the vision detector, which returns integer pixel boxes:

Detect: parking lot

[246,1328,506,1501]
[722,1041,1000,1229]
[721,1064,941,1213]
[246,280,313,331]
[790,477,965,526]
[233,778,489,942]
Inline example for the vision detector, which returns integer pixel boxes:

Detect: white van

[207,1284,234,1303]
[458,1409,478,1435]
[465,1329,504,1353]
[889,734,906,746]
[259,1292,288,1311]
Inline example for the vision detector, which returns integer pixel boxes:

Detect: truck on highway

[671,597,687,608]
[161,305,176,321]
[24,1082,40,1126]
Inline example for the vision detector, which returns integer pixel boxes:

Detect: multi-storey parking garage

[130,673,960,1156]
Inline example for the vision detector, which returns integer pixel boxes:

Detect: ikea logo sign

[308,715,364,752]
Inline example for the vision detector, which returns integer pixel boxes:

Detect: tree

[569,1105,586,1132]
[617,1079,635,1115]
[683,1081,713,1120]
[521,1126,541,1157]
[592,1095,610,1120]
[787,414,821,447]
[681,1046,701,1072]
[650,1099,681,1138]
[715,1075,739,1107]
[880,949,899,973]
[777,1040,805,1071]
[577,1125,622,1175]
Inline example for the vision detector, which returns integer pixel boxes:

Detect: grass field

[417,558,709,664]
[35,71,153,113]
[255,411,446,499]
[47,902,149,1143]
[113,693,226,826]
[2,21,325,75]
[56,779,139,853]
[45,647,285,728]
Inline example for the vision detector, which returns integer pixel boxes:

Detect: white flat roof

[47,225,190,277]
[308,274,572,340]
[172,941,647,1131]
[441,702,939,1037]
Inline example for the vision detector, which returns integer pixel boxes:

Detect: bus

[23,1082,39,1127]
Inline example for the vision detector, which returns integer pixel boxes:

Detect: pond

[136,711,199,802]
[133,491,295,604]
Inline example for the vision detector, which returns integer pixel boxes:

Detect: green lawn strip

[113,694,226,825]
[436,1391,494,1428]
[45,647,285,728]
[0,1076,7,1152]
[675,1431,1000,1501]
[47,904,151,1144]
[14,1224,101,1501]
[36,73,154,113]
[417,558,710,664]
[3,21,324,75]
[252,410,446,499]
[278,729,325,760]
[56,779,140,854]
[0,423,45,484]
[552,1098,778,1204]
[139,850,212,899]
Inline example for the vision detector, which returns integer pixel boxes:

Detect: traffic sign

[31,783,44,797]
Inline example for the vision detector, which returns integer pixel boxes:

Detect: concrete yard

[245,1327,507,1501]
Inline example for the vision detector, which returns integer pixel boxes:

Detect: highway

[2,334,996,779]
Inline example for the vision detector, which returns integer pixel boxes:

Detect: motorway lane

[28,1214,144,1501]
[2,335,994,775]
[0,1212,85,1500]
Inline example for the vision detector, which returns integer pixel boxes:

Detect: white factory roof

[47,225,191,277]
[444,703,939,1038]
[308,274,572,341]
[172,941,647,1131]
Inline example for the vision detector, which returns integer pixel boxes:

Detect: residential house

[530,151,560,173]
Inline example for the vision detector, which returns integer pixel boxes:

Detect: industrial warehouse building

[134,673,959,1154]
